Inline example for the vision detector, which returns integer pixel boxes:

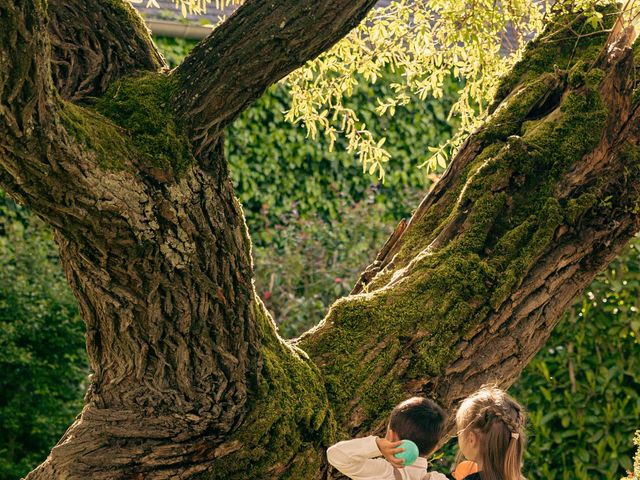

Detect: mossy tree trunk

[1,0,639,478]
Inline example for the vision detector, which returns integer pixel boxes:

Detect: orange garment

[452,461,479,480]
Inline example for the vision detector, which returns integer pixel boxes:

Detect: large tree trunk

[0,0,639,478]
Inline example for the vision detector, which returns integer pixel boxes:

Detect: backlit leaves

[161,0,619,179]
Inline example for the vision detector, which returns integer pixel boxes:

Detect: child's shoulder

[452,461,480,480]
[424,472,450,480]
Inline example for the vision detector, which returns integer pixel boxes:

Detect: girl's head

[455,385,526,480]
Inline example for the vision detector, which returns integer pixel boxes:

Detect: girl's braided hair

[473,403,523,436]
[456,385,527,480]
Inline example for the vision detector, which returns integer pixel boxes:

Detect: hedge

[0,193,86,480]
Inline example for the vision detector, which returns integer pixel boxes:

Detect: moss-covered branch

[299,9,640,440]
[0,0,167,243]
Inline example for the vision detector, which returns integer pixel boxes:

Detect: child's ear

[387,429,399,441]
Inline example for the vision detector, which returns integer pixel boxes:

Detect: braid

[491,405,521,436]
[470,403,522,437]
[455,386,526,480]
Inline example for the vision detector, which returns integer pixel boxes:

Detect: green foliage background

[512,247,640,479]
[0,36,638,480]
[228,77,456,238]
[0,193,86,480]
[157,37,455,240]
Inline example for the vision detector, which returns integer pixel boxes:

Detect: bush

[0,193,87,480]
[153,36,196,68]
[253,194,421,338]
[227,79,455,246]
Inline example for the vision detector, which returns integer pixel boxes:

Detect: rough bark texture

[48,0,165,101]
[173,0,379,156]
[0,0,639,479]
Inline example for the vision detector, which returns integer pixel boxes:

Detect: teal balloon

[394,439,419,466]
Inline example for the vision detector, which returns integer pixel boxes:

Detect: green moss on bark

[301,10,616,432]
[102,0,155,43]
[59,102,133,170]
[300,241,496,428]
[198,298,335,480]
[492,6,617,107]
[481,73,562,141]
[60,72,195,176]
[566,192,598,225]
[93,72,194,175]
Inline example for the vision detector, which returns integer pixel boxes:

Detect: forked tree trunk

[0,0,639,478]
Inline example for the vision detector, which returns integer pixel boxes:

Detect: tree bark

[0,0,638,479]
[173,0,379,156]
[48,0,165,101]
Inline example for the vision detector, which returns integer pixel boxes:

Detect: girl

[453,385,526,480]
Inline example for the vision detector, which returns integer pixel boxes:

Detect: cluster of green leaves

[161,0,617,181]
[0,193,87,480]
[283,0,617,179]
[227,78,456,244]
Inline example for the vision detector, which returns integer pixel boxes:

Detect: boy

[327,397,448,480]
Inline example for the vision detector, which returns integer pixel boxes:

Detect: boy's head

[386,397,446,456]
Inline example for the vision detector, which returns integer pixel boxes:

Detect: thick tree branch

[173,0,379,155]
[4,1,333,478]
[0,0,52,137]
[48,0,165,101]
[1,0,165,246]
[299,17,640,441]
[0,0,89,233]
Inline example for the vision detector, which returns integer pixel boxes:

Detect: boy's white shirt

[326,436,449,480]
